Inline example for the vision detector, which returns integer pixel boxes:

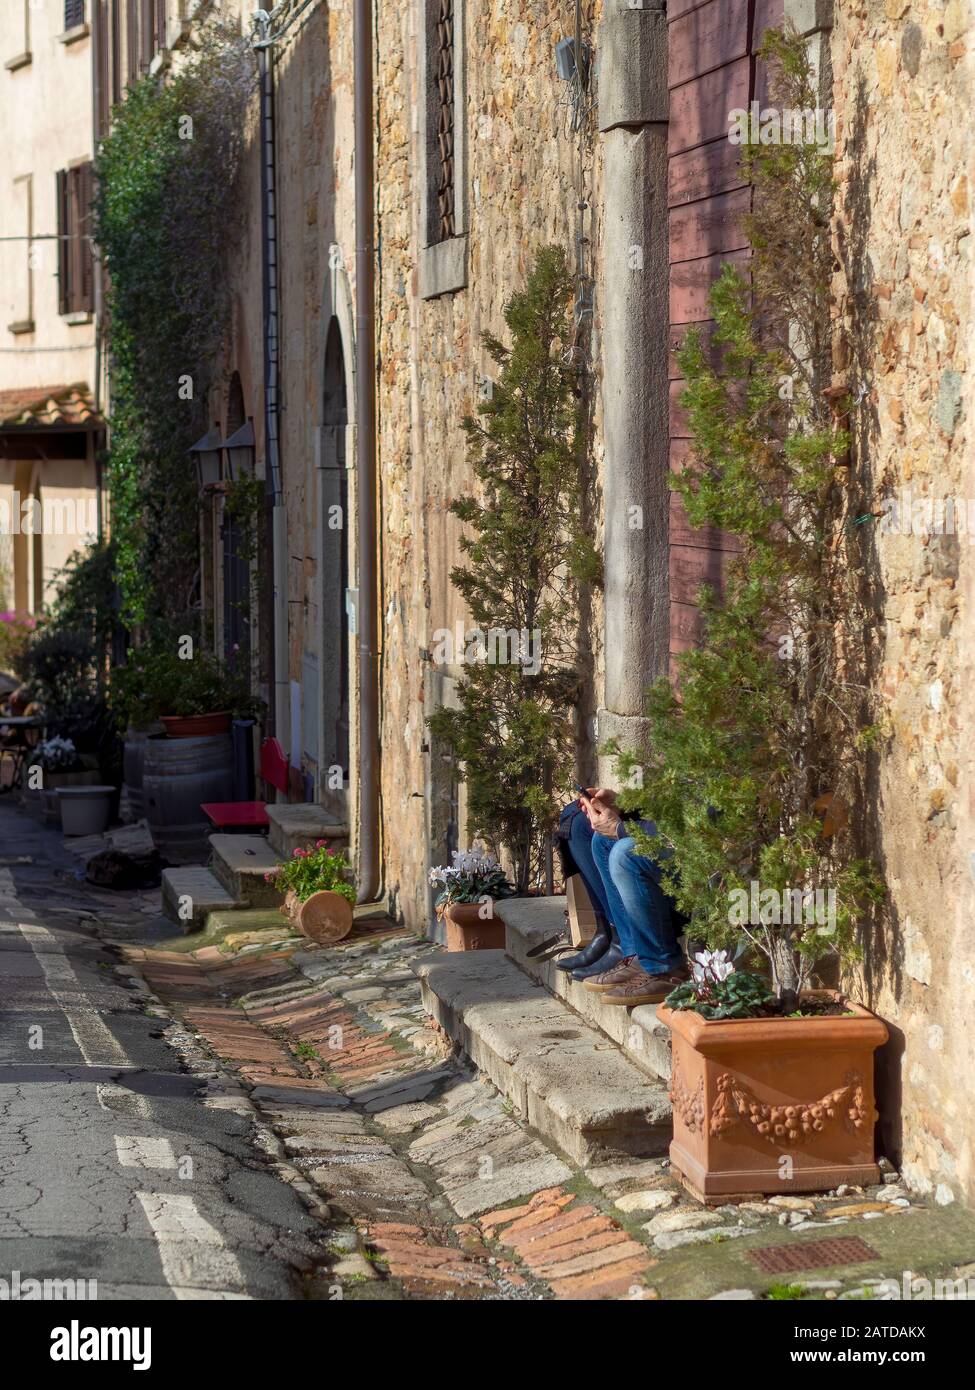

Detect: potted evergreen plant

[428,246,599,895]
[430,848,515,951]
[616,29,888,1203]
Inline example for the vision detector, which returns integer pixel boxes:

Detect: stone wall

[832,0,975,1205]
[374,0,606,926]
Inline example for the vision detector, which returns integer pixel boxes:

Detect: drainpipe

[255,15,290,758]
[353,0,381,902]
[596,1,670,779]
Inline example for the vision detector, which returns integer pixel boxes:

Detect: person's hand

[582,794,622,837]
[586,787,617,807]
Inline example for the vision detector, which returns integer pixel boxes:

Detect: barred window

[434,0,455,242]
[421,0,466,295]
[64,0,86,28]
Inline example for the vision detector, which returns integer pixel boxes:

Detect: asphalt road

[0,800,327,1300]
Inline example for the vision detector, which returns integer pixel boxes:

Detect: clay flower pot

[658,992,888,1205]
[283,889,354,945]
[160,711,232,738]
[444,901,506,952]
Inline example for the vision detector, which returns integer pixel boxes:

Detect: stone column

[596,0,670,781]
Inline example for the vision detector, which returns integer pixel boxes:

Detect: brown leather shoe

[602,967,690,1006]
[583,955,644,993]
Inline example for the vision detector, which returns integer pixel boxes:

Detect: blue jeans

[562,806,684,975]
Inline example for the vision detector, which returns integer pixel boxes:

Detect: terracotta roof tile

[0,383,101,430]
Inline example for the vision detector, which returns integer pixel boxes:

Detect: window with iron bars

[64,1,87,29]
[434,0,455,242]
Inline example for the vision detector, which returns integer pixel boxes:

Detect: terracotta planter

[444,901,506,951]
[160,711,232,738]
[281,889,354,945]
[659,993,888,1204]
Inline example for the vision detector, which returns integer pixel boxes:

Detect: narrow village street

[3,795,974,1305]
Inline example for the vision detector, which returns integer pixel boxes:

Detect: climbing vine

[94,25,255,632]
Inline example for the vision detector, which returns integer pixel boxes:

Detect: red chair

[201,737,289,833]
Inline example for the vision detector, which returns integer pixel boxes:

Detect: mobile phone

[572,782,591,802]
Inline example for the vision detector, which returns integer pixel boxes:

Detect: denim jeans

[561,804,684,975]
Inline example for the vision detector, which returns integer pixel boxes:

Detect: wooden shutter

[57,164,95,316]
[75,163,95,313]
[666,0,784,670]
[56,170,70,316]
[126,0,138,83]
[140,0,153,68]
[111,0,121,103]
[155,0,167,53]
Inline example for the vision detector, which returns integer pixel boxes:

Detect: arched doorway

[320,319,350,784]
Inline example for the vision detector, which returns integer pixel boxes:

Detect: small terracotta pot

[160,711,232,738]
[290,889,354,945]
[444,901,506,952]
[659,992,889,1204]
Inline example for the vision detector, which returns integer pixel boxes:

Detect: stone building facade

[830,0,975,1206]
[181,0,974,1206]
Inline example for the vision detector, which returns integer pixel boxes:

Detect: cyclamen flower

[692,949,735,985]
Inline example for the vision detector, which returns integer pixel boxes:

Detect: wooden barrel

[142,733,234,864]
[122,727,150,821]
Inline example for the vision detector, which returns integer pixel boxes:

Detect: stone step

[499,896,673,1084]
[266,803,350,859]
[161,866,240,932]
[415,949,671,1168]
[209,834,282,907]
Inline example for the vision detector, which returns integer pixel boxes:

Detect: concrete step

[415,949,671,1168]
[209,834,282,907]
[266,803,350,859]
[499,896,673,1084]
[161,866,240,932]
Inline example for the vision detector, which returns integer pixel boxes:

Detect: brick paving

[479,1187,657,1300]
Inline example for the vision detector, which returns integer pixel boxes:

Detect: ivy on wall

[94,27,254,633]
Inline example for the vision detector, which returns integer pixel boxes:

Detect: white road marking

[0,868,130,1068]
[97,1084,153,1118]
[136,1192,251,1300]
[115,1135,177,1168]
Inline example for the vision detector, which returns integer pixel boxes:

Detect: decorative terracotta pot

[160,711,232,738]
[659,993,888,1205]
[444,901,506,952]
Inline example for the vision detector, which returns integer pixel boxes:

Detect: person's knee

[608,836,639,879]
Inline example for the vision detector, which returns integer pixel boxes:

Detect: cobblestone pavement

[120,915,975,1301]
[3,797,974,1302]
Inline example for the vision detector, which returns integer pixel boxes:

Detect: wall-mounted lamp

[188,424,223,489]
[223,418,256,482]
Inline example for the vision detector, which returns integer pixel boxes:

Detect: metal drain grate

[748,1236,880,1274]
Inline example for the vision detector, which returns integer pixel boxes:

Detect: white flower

[692,948,735,985]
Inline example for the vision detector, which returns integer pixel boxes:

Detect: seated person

[556,788,688,1005]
